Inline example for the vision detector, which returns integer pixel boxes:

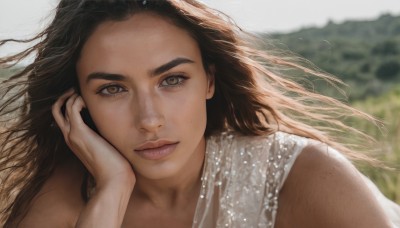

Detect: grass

[352,85,400,203]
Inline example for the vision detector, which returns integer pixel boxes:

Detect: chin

[134,164,181,181]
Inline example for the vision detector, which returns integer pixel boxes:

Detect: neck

[132,137,206,209]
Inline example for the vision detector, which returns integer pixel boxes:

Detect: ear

[206,64,215,100]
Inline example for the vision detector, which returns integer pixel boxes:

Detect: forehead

[77,12,201,76]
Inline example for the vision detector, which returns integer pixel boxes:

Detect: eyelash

[96,83,127,96]
[96,75,188,96]
[159,75,188,87]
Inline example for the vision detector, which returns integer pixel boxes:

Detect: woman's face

[76,12,214,180]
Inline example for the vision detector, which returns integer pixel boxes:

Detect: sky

[1,0,400,55]
[202,0,400,32]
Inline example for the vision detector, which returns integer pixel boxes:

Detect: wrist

[95,166,136,190]
[96,174,135,193]
[76,178,134,228]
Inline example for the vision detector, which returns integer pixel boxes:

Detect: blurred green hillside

[266,13,400,101]
[264,14,400,203]
[0,67,20,79]
[354,86,400,203]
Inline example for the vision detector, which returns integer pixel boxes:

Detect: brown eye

[105,86,119,94]
[160,75,187,87]
[98,85,125,95]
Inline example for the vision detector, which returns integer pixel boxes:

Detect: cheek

[168,90,208,132]
[86,102,130,145]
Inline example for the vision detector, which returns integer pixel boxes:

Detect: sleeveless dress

[192,131,400,228]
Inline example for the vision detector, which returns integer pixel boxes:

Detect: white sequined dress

[192,131,400,228]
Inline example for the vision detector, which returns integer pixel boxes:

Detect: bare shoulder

[18,159,85,228]
[275,140,392,228]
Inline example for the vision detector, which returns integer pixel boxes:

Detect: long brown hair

[0,0,380,226]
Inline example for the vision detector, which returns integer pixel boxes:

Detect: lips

[134,140,179,160]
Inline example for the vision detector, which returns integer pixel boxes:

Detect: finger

[69,96,87,126]
[63,94,85,151]
[65,93,79,123]
[52,89,74,130]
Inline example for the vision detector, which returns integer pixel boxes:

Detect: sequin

[192,131,307,228]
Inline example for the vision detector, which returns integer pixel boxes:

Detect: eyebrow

[86,72,125,83]
[86,57,195,84]
[151,57,194,76]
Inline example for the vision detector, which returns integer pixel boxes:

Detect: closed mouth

[134,141,179,160]
[135,140,179,151]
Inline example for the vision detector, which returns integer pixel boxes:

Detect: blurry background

[1,0,400,203]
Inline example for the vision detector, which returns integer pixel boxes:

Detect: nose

[134,92,165,133]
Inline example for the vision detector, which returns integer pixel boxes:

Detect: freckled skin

[76,12,215,182]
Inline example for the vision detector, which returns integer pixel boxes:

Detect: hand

[52,89,135,188]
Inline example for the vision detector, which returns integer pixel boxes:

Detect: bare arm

[18,160,133,228]
[75,178,134,227]
[41,89,135,227]
[275,141,392,228]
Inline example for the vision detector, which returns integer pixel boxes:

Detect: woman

[0,0,398,227]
